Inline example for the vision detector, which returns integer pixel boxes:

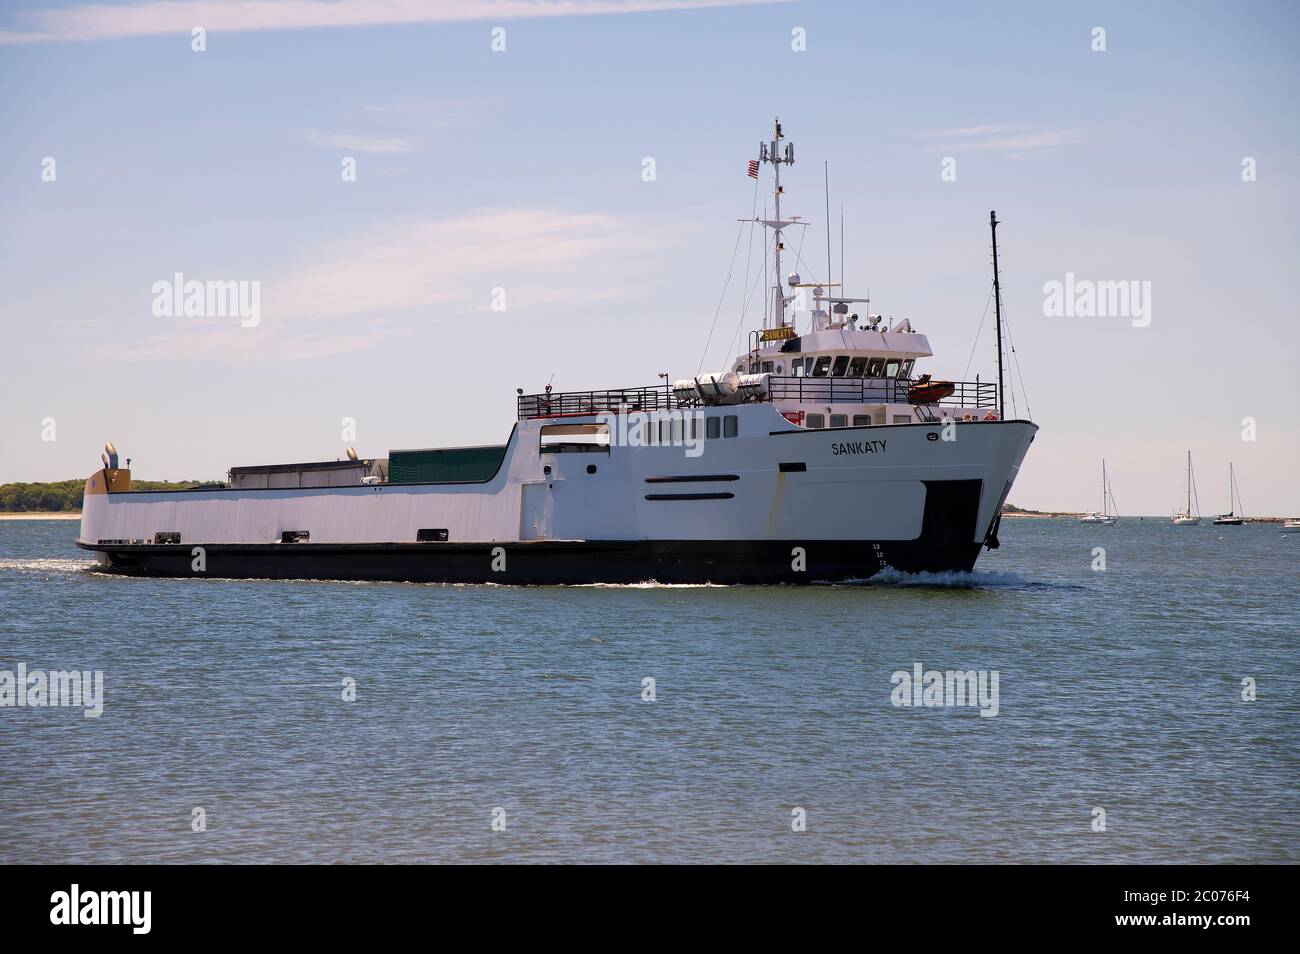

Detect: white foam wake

[0,558,97,574]
[860,567,1032,588]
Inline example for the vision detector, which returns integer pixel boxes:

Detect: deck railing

[516,385,675,420]
[517,376,997,419]
[766,376,998,408]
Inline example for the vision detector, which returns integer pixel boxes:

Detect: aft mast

[990,212,1007,421]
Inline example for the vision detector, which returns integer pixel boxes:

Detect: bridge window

[885,359,901,377]
[541,422,610,454]
[831,355,850,376]
[848,357,868,376]
[866,358,886,377]
[811,356,832,377]
[900,359,915,377]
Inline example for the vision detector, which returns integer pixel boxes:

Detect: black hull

[78,538,985,585]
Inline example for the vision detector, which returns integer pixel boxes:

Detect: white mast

[749,117,799,333]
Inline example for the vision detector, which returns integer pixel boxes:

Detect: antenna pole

[839,203,845,300]
[824,161,832,291]
[990,211,1006,419]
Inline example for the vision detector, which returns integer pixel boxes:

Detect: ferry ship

[77,120,1038,585]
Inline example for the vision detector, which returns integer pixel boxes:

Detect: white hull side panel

[80,406,1036,547]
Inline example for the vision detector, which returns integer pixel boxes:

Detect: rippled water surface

[1,518,1296,863]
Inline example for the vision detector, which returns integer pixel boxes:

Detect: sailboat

[1079,459,1119,524]
[1172,451,1201,525]
[1212,463,1245,526]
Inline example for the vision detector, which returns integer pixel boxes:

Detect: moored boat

[1212,463,1246,525]
[1172,451,1201,525]
[1079,459,1120,525]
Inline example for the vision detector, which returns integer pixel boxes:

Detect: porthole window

[806,413,825,429]
[829,414,847,428]
[723,415,738,438]
[706,416,720,439]
[586,464,597,475]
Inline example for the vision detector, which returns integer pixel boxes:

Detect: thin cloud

[921,125,1088,155]
[954,130,1088,152]
[922,125,1023,139]
[96,208,662,363]
[0,0,783,44]
[306,131,415,154]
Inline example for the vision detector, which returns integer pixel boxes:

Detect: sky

[0,0,1297,515]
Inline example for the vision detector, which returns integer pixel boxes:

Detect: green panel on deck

[388,446,507,484]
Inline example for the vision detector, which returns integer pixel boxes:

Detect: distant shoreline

[0,513,82,520]
[1001,511,1293,523]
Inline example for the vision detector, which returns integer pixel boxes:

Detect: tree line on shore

[0,480,212,513]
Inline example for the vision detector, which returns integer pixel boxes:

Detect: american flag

[747,159,760,179]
